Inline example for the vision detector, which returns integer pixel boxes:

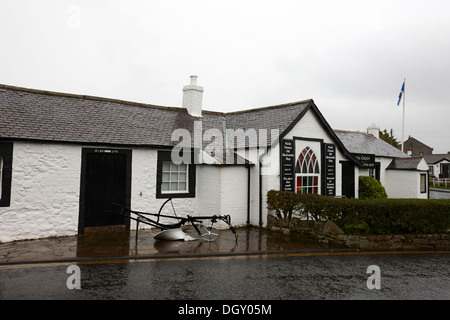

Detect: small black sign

[94,149,120,154]
[324,143,336,196]
[281,139,295,192]
[354,153,375,168]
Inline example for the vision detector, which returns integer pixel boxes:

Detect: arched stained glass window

[295,147,320,194]
[295,147,320,174]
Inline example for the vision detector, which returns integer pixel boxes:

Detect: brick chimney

[182,75,203,117]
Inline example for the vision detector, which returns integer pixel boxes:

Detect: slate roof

[0,84,310,149]
[225,101,310,147]
[334,130,409,158]
[423,154,450,164]
[386,157,427,170]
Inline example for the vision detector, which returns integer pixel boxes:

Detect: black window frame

[0,142,13,207]
[156,150,196,199]
[420,173,427,194]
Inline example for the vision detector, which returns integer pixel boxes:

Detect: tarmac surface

[0,226,349,265]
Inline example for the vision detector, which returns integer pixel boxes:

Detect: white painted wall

[218,166,249,227]
[0,141,250,242]
[196,165,249,228]
[377,157,394,188]
[131,154,249,232]
[0,142,81,242]
[385,158,429,199]
[130,148,197,229]
[385,170,428,199]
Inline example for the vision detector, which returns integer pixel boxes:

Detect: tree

[379,129,400,148]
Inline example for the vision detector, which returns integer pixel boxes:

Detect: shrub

[358,176,387,199]
[267,190,450,234]
[266,190,301,220]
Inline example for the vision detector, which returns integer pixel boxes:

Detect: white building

[423,154,450,179]
[335,128,429,199]
[0,78,428,242]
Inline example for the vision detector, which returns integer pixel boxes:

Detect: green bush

[266,190,301,220]
[358,176,387,199]
[266,190,450,234]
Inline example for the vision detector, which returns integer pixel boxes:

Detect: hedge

[266,189,300,220]
[267,190,450,235]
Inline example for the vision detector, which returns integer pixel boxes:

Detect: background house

[424,154,450,178]
[401,136,433,156]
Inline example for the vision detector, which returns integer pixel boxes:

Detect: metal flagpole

[401,77,406,153]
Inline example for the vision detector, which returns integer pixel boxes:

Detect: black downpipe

[246,164,251,227]
[259,160,262,227]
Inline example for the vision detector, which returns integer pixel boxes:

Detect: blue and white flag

[397,80,405,106]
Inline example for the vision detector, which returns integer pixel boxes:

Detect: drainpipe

[246,164,251,227]
[258,159,263,227]
[222,117,228,149]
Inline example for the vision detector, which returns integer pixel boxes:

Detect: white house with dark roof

[335,128,429,199]
[385,157,429,198]
[423,154,450,178]
[0,77,428,242]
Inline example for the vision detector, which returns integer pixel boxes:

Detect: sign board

[280,139,295,192]
[354,153,375,168]
[94,149,120,154]
[324,143,336,196]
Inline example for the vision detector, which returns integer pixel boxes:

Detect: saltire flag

[397,80,405,106]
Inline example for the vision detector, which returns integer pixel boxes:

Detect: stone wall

[267,215,450,250]
[335,234,450,250]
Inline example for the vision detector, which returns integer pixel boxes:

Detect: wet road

[1,251,449,300]
[430,188,450,199]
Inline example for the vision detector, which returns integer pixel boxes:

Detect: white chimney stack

[182,75,203,117]
[367,123,379,139]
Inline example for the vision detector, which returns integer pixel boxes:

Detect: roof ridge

[334,129,370,135]
[0,83,311,116]
[0,83,190,113]
[225,99,313,115]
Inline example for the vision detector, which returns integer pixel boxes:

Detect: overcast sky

[1,0,449,153]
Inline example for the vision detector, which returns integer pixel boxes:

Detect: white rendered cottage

[424,154,450,179]
[0,77,425,242]
[335,127,429,199]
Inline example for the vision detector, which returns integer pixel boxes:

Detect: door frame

[78,147,132,234]
[340,160,355,198]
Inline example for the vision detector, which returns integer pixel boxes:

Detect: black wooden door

[341,161,355,198]
[82,151,129,229]
[441,163,449,178]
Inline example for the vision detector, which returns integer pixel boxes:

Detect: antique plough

[112,199,237,242]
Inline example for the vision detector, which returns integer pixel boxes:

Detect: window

[161,161,188,193]
[369,168,374,179]
[420,173,427,193]
[156,150,196,198]
[295,146,320,194]
[0,142,13,207]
